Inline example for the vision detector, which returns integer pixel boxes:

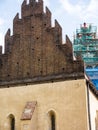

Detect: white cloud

[58,0,98,21]
[0,33,4,47]
[17,0,23,3]
[86,0,98,18]
[0,18,4,26]
[44,0,50,7]
[0,18,4,48]
[58,0,81,14]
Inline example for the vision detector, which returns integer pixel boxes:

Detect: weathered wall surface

[0,79,88,130]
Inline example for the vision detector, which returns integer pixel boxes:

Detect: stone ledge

[0,72,84,88]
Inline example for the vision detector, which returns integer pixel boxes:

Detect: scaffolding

[73,23,98,67]
[73,23,98,90]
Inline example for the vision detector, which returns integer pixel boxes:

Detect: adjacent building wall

[89,89,98,130]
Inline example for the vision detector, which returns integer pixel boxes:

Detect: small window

[51,113,55,130]
[62,68,65,71]
[49,111,56,130]
[11,117,15,130]
[38,58,40,61]
[36,37,39,40]
[8,114,15,130]
[27,72,30,76]
[8,74,10,77]
[40,70,43,74]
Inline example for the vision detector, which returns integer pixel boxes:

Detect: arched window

[49,111,56,130]
[11,116,15,130]
[51,113,55,130]
[8,114,15,130]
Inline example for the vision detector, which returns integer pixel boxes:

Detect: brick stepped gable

[0,0,84,86]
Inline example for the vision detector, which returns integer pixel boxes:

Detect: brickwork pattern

[0,0,84,85]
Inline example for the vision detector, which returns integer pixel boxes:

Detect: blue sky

[0,0,98,50]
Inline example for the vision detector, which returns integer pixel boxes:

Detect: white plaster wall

[89,89,98,130]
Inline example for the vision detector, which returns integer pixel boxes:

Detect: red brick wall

[0,0,84,83]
